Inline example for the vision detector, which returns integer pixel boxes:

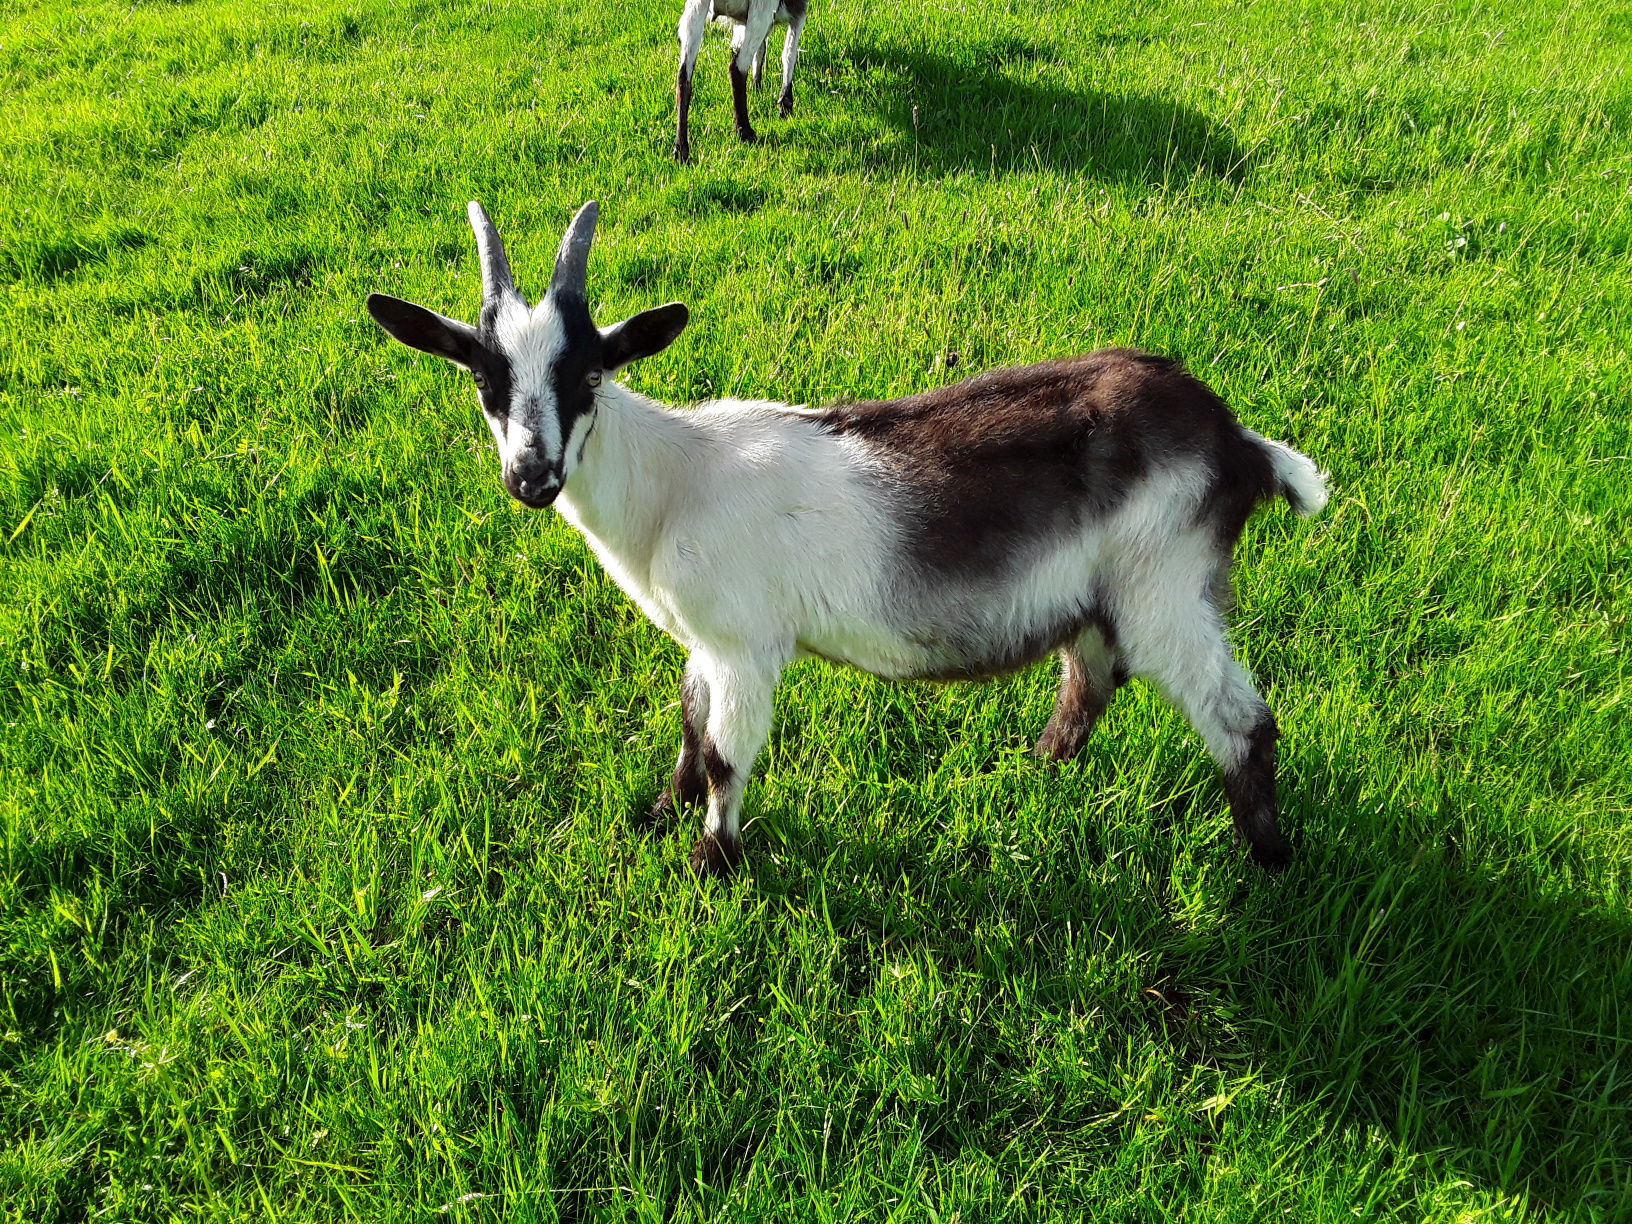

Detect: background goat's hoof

[778,92,794,118]
[688,833,742,879]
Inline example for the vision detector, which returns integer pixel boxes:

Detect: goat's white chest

[580,533,699,649]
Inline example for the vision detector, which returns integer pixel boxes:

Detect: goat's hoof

[735,126,759,144]
[650,789,676,821]
[1250,839,1291,872]
[688,833,742,879]
[1032,725,1086,764]
[673,143,692,163]
[778,93,794,118]
[1236,828,1291,872]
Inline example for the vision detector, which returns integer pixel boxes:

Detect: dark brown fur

[689,737,742,877]
[702,738,734,794]
[689,830,743,878]
[1222,716,1289,869]
[652,668,709,819]
[816,349,1279,579]
[1034,633,1123,763]
[675,67,694,162]
[728,59,757,142]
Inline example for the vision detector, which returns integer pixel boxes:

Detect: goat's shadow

[744,740,1632,1216]
[813,35,1255,183]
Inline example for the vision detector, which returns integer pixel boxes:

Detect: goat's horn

[550,200,599,301]
[468,200,518,309]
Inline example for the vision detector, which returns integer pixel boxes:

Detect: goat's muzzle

[505,467,561,509]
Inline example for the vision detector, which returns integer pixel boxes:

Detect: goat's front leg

[687,654,779,877]
[729,3,777,142]
[652,659,710,819]
[674,0,710,161]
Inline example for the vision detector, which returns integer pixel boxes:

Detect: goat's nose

[509,466,560,507]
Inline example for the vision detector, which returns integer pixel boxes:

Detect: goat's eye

[473,372,488,391]
[586,370,602,388]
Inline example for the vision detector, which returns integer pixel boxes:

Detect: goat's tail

[1246,429,1329,517]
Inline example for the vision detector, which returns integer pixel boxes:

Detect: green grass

[2,0,1629,1217]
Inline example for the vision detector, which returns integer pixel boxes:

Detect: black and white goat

[367,202,1329,877]
[674,0,807,161]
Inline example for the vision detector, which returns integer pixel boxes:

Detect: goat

[366,201,1330,878]
[674,0,808,161]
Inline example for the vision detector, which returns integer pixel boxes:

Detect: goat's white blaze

[489,298,567,476]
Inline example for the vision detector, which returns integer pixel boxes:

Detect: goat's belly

[795,620,1064,683]
[709,0,795,23]
[794,619,943,680]
[803,577,1104,681]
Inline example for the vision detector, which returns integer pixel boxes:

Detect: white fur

[557,387,899,666]
[1244,428,1329,517]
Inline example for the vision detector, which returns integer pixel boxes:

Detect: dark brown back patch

[814,349,1277,578]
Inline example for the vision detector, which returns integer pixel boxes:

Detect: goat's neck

[554,381,699,571]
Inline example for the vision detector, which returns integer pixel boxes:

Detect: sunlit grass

[2,0,1629,1218]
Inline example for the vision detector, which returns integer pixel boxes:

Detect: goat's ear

[367,293,480,368]
[600,303,689,371]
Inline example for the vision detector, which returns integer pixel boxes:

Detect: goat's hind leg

[652,660,710,820]
[750,36,767,89]
[1035,625,1122,764]
[1120,584,1291,870]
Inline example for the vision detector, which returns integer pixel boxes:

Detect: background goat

[366,201,1329,878]
[675,0,808,161]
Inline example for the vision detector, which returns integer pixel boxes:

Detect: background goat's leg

[778,15,804,116]
[729,6,776,141]
[674,0,710,160]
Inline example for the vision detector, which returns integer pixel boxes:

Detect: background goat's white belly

[709,0,795,22]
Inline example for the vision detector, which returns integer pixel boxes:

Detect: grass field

[2,0,1630,1217]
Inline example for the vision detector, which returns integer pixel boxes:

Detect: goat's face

[367,201,689,510]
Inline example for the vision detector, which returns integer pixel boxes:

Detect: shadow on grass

[769,769,1632,1215]
[827,35,1254,183]
[1230,846,1632,1214]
